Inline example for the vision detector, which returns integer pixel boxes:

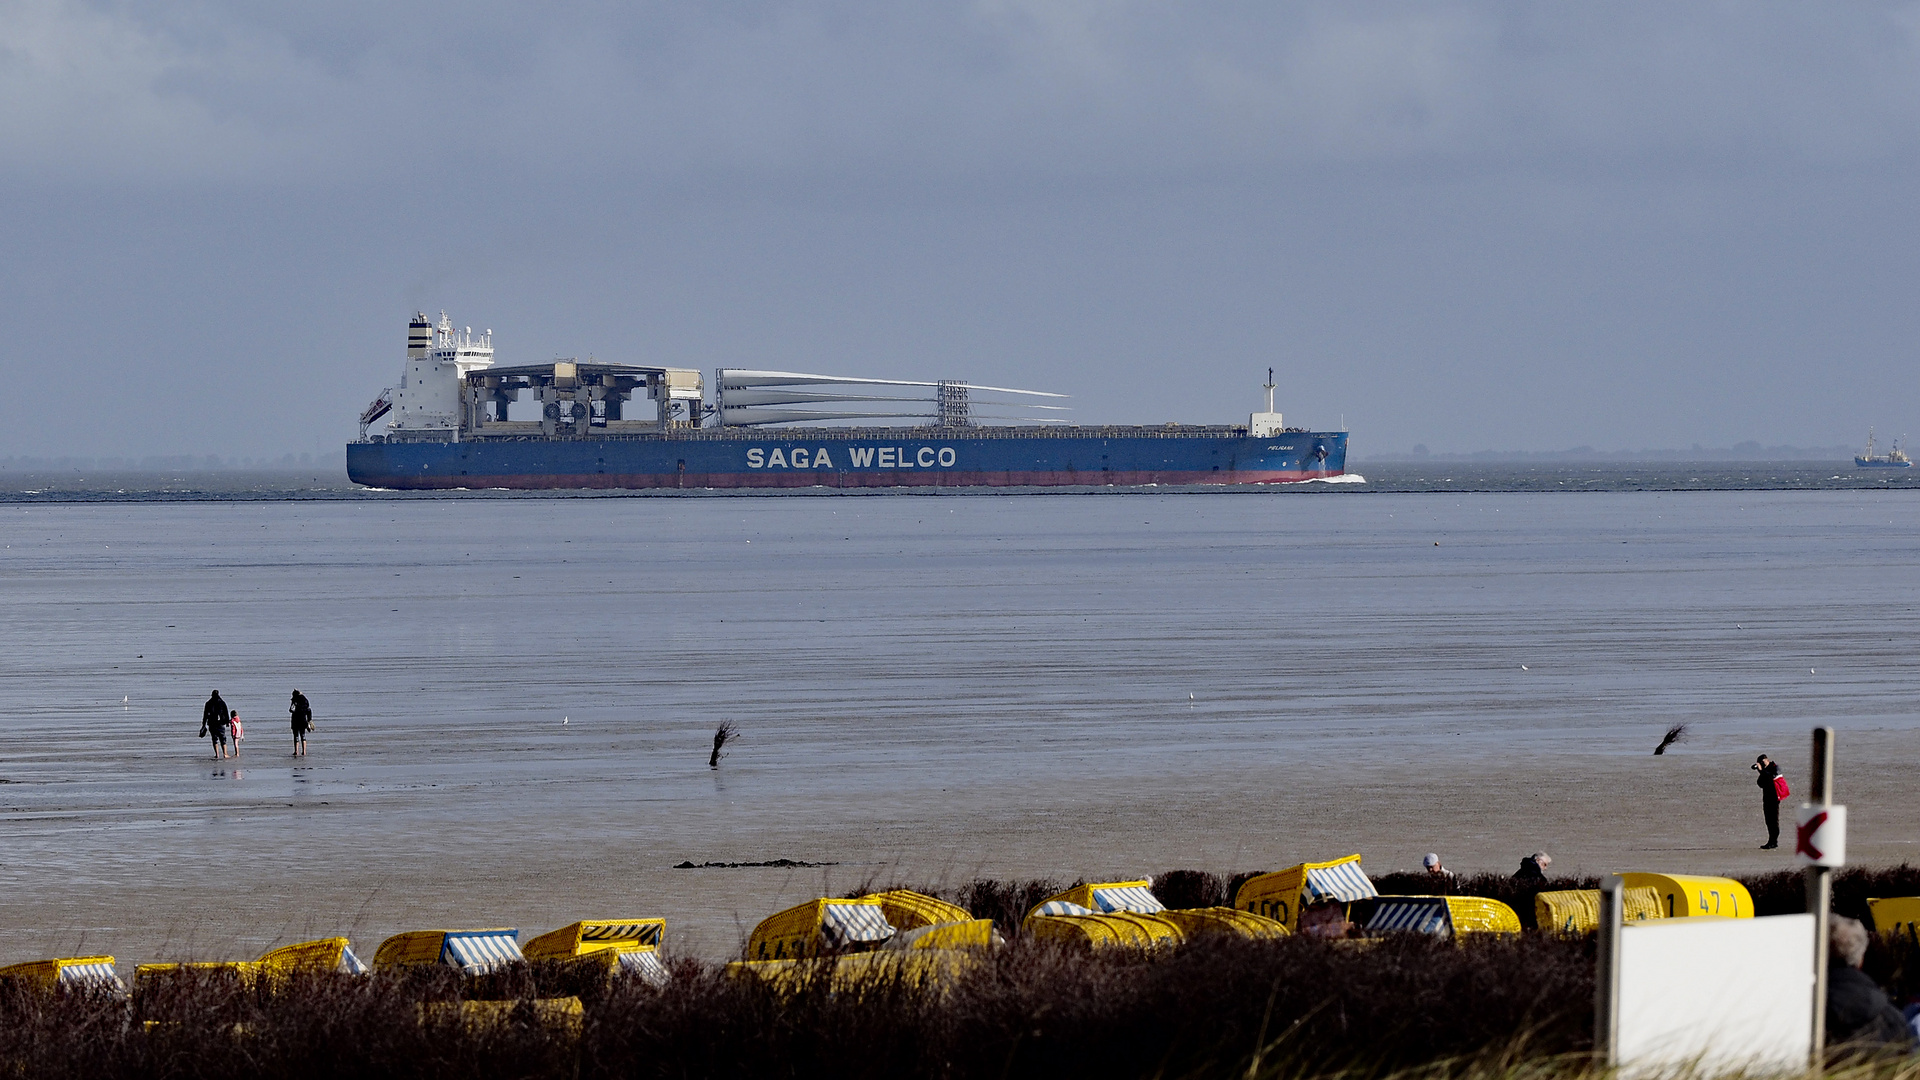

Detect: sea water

[1,483,1917,962]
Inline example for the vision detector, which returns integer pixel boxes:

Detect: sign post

[1595,876,1622,1065]
[1797,727,1842,1068]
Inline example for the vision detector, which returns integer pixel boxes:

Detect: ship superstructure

[348,313,1348,490]
[362,313,498,437]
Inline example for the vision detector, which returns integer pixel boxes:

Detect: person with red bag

[1752,753,1788,849]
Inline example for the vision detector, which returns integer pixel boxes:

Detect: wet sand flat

[1,492,1916,963]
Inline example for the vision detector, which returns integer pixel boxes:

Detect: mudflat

[2,492,1915,963]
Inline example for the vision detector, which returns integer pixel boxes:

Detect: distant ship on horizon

[1854,428,1911,468]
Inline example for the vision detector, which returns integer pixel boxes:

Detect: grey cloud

[10,2,1920,184]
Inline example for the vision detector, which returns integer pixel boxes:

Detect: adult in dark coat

[1512,852,1552,881]
[202,691,231,760]
[289,690,313,757]
[1753,754,1782,849]
[1827,916,1916,1050]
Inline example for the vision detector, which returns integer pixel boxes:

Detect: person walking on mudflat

[1752,753,1785,849]
[201,691,232,760]
[289,690,313,757]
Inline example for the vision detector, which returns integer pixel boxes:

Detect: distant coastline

[1360,442,1856,463]
[0,453,349,474]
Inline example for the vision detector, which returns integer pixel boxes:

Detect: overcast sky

[5,2,1919,458]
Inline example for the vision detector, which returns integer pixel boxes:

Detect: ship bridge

[461,362,706,438]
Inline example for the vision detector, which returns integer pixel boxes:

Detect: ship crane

[358,388,393,439]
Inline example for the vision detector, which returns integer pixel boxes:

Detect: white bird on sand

[561,716,569,725]
[1520,665,1529,671]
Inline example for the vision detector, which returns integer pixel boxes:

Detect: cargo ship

[1854,428,1911,469]
[346,313,1349,491]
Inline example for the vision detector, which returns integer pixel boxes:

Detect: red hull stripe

[364,469,1342,491]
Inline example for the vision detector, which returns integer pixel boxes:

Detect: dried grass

[1,934,1593,1079]
[6,863,1917,1078]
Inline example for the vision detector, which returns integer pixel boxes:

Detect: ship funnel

[407,313,432,359]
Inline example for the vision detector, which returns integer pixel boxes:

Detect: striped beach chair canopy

[615,949,670,988]
[581,921,664,947]
[56,959,126,993]
[438,930,524,974]
[1365,897,1451,937]
[1030,900,1094,917]
[1090,885,1165,914]
[524,918,666,962]
[1304,860,1379,904]
[820,902,896,948]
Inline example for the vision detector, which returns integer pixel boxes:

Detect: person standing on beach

[201,691,231,760]
[228,711,244,756]
[289,690,313,757]
[1753,754,1782,849]
[1512,852,1551,881]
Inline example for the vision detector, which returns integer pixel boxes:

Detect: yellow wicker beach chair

[1027,880,1166,919]
[520,919,670,987]
[860,890,973,930]
[372,929,523,974]
[1024,913,1119,949]
[1109,911,1185,945]
[523,919,665,960]
[1022,909,1184,949]
[1232,855,1377,932]
[134,938,366,997]
[1155,907,1289,940]
[257,937,370,975]
[746,898,896,960]
[1021,882,1185,949]
[882,918,1000,951]
[1534,887,1664,933]
[0,955,124,993]
[1616,873,1752,919]
[1867,897,1920,942]
[1363,896,1521,937]
[537,942,667,987]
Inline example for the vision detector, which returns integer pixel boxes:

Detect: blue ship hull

[347,427,1348,490]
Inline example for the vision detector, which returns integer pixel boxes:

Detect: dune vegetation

[2,864,1916,1079]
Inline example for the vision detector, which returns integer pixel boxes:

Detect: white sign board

[1795,804,1846,867]
[1615,914,1814,1075]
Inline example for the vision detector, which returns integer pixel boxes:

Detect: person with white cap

[1513,852,1552,881]
[1423,853,1457,884]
